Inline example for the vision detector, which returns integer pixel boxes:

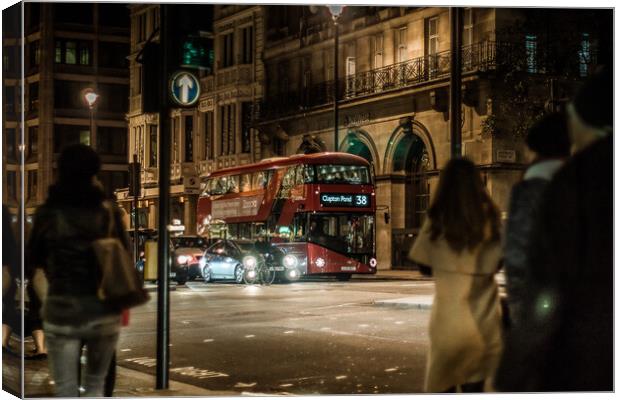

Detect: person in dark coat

[495,66,612,392]
[502,112,571,328]
[27,144,129,396]
[2,205,20,354]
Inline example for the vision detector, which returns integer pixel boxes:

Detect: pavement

[3,268,434,398]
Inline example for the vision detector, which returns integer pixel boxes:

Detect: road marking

[244,334,256,338]
[170,366,229,379]
[283,331,295,334]
[279,383,293,388]
[235,382,257,388]
[203,339,214,343]
[385,367,399,372]
[125,356,157,367]
[358,324,369,328]
[120,348,132,352]
[335,375,347,380]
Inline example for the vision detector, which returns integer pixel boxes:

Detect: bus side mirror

[384,212,390,224]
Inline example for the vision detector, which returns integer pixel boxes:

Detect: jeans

[44,315,120,397]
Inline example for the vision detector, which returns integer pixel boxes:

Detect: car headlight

[283,254,298,268]
[243,256,257,269]
[177,255,189,264]
[369,258,377,267]
[315,257,325,268]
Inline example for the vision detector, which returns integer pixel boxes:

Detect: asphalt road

[116,279,434,395]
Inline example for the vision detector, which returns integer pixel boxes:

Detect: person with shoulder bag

[408,158,503,393]
[27,144,148,397]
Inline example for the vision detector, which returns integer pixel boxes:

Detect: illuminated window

[65,41,77,64]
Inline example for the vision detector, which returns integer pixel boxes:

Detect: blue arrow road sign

[170,71,200,106]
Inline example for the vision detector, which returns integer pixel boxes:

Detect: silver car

[199,240,254,283]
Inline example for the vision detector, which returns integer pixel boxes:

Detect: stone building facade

[256,6,609,269]
[3,3,130,231]
[115,5,609,269]
[117,5,265,234]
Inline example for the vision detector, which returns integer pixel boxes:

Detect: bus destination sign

[320,193,370,208]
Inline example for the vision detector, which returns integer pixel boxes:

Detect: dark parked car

[199,239,289,283]
[170,235,211,284]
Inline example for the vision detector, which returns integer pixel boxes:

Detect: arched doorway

[340,129,378,172]
[385,121,434,267]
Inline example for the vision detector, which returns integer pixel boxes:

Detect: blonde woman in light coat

[409,158,503,393]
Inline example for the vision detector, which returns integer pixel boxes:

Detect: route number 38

[355,195,369,206]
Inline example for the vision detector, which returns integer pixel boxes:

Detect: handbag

[93,203,150,311]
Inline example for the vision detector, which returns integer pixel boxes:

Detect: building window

[27,170,38,200]
[5,86,15,113]
[54,125,91,152]
[27,126,38,159]
[149,125,157,167]
[29,41,40,67]
[241,102,252,154]
[54,40,91,65]
[396,27,408,63]
[219,104,235,155]
[370,33,383,69]
[462,8,473,47]
[579,33,591,77]
[7,171,17,201]
[241,26,253,64]
[5,128,16,160]
[221,32,234,68]
[137,12,147,43]
[29,82,39,112]
[525,34,537,73]
[427,18,438,56]
[99,42,129,69]
[203,111,213,160]
[184,115,194,162]
[97,127,127,156]
[98,83,129,113]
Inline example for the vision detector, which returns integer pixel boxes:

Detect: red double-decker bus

[196,152,377,281]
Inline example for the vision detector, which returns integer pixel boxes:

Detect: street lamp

[327,5,345,152]
[83,88,99,142]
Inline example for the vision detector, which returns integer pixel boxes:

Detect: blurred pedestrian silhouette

[408,158,503,393]
[495,66,612,391]
[2,205,20,355]
[502,112,570,328]
[27,144,129,397]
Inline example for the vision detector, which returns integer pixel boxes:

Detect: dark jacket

[27,183,129,325]
[496,135,613,392]
[503,160,563,327]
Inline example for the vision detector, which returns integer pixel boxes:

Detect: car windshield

[171,237,208,249]
[306,213,374,254]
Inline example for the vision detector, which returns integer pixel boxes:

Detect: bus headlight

[177,255,189,265]
[315,257,325,268]
[283,254,298,268]
[243,256,257,269]
[370,258,377,268]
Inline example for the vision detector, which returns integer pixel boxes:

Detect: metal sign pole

[156,4,171,390]
[450,7,463,158]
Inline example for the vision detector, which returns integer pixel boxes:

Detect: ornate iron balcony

[259,41,499,121]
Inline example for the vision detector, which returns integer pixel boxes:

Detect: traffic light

[181,35,213,71]
[138,42,162,113]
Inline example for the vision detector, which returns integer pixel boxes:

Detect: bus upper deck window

[303,165,314,183]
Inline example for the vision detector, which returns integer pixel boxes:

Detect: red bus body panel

[196,152,377,276]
